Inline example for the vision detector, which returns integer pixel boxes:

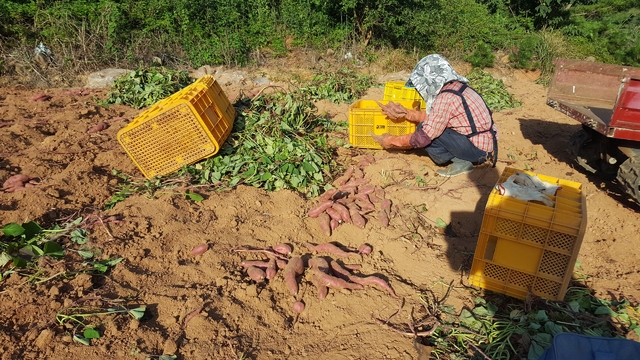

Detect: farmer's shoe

[436,158,473,177]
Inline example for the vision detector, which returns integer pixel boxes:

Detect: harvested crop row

[233,242,397,315]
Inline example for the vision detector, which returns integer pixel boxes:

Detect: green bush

[467,42,495,68]
[510,35,539,70]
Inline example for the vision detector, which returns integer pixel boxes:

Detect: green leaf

[535,310,549,322]
[185,191,204,202]
[78,250,95,259]
[568,301,581,313]
[94,263,108,273]
[459,309,483,331]
[43,242,65,258]
[159,355,178,360]
[0,252,12,267]
[128,307,146,320]
[435,218,447,228]
[73,334,91,346]
[594,306,614,315]
[22,221,42,240]
[13,257,27,268]
[2,223,25,237]
[83,328,100,339]
[544,321,563,336]
[71,229,88,244]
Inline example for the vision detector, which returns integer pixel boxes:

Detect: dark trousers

[423,128,488,165]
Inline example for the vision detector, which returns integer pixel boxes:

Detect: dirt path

[1,61,639,359]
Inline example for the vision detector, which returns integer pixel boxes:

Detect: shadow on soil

[518,118,640,211]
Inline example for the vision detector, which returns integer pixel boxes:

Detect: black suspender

[439,84,498,167]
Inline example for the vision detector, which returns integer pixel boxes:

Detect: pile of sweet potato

[307,166,392,235]
[234,242,398,314]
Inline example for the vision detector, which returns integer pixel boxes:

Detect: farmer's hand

[377,101,408,120]
[371,133,392,148]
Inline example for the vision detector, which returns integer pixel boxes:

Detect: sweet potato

[317,213,332,236]
[369,194,382,204]
[358,185,376,195]
[308,200,334,218]
[381,199,392,215]
[312,274,328,300]
[30,94,51,102]
[325,207,342,222]
[305,242,358,257]
[240,260,271,268]
[355,199,376,212]
[3,174,30,187]
[330,219,339,231]
[276,259,288,269]
[332,167,355,187]
[266,258,277,280]
[190,244,209,256]
[318,189,338,202]
[348,206,367,229]
[348,275,398,298]
[247,266,266,282]
[315,272,363,290]
[283,257,304,295]
[87,122,109,134]
[329,260,351,280]
[272,243,292,255]
[342,264,362,271]
[378,210,389,227]
[331,203,351,223]
[292,301,305,313]
[358,244,372,255]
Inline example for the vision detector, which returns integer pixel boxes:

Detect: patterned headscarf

[406,54,468,113]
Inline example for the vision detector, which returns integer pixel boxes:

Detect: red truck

[547,58,640,203]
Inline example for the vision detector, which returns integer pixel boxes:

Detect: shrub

[467,42,495,68]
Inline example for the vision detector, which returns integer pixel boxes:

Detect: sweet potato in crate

[383,81,426,109]
[117,75,236,178]
[348,100,418,149]
[469,167,587,301]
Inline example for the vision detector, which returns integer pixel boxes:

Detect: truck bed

[547,58,640,139]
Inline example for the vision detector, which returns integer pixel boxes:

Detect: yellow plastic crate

[383,81,426,109]
[117,75,236,178]
[469,167,587,301]
[349,100,419,149]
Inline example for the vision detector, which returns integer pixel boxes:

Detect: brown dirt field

[1,54,639,360]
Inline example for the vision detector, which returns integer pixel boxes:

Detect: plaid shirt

[420,81,498,152]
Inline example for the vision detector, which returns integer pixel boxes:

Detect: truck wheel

[617,155,640,203]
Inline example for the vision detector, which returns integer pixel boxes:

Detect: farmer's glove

[371,133,414,150]
[377,101,408,120]
[377,101,427,123]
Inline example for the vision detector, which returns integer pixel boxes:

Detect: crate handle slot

[484,235,498,260]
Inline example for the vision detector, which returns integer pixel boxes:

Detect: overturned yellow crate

[469,167,587,301]
[348,99,418,149]
[117,75,236,179]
